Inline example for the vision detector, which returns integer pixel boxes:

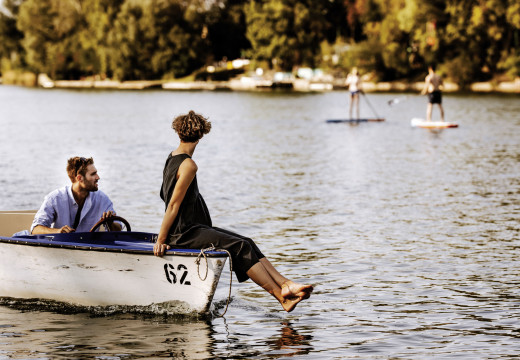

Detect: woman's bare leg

[354,94,360,119]
[259,258,313,299]
[349,99,353,119]
[246,262,304,312]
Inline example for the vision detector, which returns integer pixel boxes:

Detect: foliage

[80,0,125,78]
[0,0,518,84]
[109,0,209,80]
[0,0,24,72]
[243,0,331,70]
[206,0,250,62]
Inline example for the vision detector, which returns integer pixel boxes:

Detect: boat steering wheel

[90,215,131,232]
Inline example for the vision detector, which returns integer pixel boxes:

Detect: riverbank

[1,72,519,93]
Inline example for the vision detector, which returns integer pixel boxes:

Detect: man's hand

[99,211,122,231]
[32,224,74,234]
[58,225,75,233]
[101,211,116,220]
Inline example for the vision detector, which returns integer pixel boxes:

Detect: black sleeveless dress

[160,153,264,282]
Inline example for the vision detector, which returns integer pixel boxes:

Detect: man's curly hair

[172,111,211,142]
[66,156,94,182]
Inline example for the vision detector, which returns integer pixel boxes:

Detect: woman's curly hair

[172,111,211,142]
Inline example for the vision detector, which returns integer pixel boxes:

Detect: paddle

[387,94,426,106]
[361,92,382,119]
[387,95,409,106]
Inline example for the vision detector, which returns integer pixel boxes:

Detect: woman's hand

[154,240,171,256]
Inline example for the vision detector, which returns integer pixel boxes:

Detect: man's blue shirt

[31,185,116,233]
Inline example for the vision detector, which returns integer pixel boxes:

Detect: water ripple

[0,87,519,358]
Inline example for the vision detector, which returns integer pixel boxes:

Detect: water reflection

[265,322,313,357]
[1,299,319,359]
[0,306,215,359]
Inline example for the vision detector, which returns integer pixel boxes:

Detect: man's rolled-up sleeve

[31,196,56,233]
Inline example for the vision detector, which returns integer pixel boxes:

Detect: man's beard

[85,182,98,192]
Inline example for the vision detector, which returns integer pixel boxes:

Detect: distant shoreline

[1,74,519,94]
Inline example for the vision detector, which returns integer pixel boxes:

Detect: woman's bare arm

[154,158,197,256]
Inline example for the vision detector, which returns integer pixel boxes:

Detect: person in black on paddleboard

[421,64,445,122]
[154,111,313,312]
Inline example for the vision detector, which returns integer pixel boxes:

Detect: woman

[154,111,313,312]
[345,67,362,119]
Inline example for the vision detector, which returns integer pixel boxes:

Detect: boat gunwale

[0,233,228,257]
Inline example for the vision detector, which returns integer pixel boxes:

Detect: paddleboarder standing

[421,64,445,122]
[345,67,362,119]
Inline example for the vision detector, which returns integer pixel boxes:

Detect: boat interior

[0,210,227,256]
[0,210,157,250]
[0,210,36,237]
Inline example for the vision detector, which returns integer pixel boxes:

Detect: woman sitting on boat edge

[154,110,313,312]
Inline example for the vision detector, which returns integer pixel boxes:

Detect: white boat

[0,211,228,315]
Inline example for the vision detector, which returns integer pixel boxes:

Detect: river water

[0,85,519,359]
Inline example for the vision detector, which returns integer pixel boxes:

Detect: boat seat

[0,210,37,237]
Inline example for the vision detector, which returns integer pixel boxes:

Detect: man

[421,64,445,122]
[31,156,121,234]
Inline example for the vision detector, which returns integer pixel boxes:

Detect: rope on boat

[195,244,233,317]
[195,244,215,281]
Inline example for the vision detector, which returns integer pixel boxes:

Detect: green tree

[79,0,125,78]
[152,0,209,78]
[354,0,414,79]
[5,0,520,84]
[109,0,209,80]
[349,0,446,80]
[206,0,250,62]
[15,0,125,79]
[0,0,25,72]
[498,0,520,77]
[17,0,85,78]
[244,0,329,71]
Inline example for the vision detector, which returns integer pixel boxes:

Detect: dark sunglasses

[75,157,88,174]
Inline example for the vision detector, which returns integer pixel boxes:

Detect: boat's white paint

[411,118,459,128]
[0,240,227,314]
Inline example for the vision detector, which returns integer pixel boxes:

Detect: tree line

[0,0,519,87]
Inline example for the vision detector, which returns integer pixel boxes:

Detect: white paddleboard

[411,118,458,128]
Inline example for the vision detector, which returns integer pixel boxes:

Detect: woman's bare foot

[281,281,313,299]
[281,296,303,312]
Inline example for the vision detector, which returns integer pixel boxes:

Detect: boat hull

[0,232,228,314]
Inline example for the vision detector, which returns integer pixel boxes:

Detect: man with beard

[31,157,121,234]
